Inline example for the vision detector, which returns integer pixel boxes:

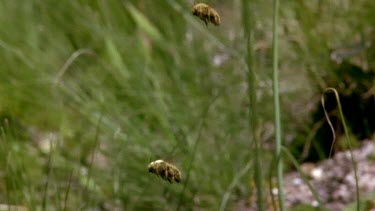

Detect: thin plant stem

[282,147,324,210]
[242,0,264,210]
[42,141,55,211]
[82,114,103,209]
[322,88,360,211]
[177,93,220,211]
[219,160,253,211]
[321,94,336,159]
[272,0,285,209]
[63,169,74,211]
[268,157,278,211]
[0,127,10,207]
[54,49,94,85]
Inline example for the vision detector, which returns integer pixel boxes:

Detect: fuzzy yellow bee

[148,160,181,183]
[192,3,220,26]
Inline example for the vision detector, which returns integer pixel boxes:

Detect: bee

[192,3,220,26]
[148,160,181,183]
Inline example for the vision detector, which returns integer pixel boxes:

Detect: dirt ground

[236,141,375,210]
[284,141,375,210]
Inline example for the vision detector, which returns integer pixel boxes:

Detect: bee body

[192,3,220,26]
[148,160,181,183]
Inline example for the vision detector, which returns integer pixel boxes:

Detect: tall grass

[322,88,360,211]
[272,0,285,209]
[0,0,373,210]
[242,0,265,210]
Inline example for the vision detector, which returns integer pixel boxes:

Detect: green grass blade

[282,146,324,210]
[242,0,264,210]
[272,0,285,209]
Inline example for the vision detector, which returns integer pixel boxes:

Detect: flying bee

[192,3,220,26]
[148,160,181,183]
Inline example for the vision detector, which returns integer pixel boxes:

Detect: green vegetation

[0,0,374,210]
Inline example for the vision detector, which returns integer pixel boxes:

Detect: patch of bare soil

[284,140,375,210]
[235,141,375,210]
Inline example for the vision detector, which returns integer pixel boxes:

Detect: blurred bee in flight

[148,160,181,183]
[192,3,220,26]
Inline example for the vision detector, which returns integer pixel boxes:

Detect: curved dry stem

[322,87,360,211]
[320,92,336,158]
[54,49,95,85]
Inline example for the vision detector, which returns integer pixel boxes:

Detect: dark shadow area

[305,61,375,162]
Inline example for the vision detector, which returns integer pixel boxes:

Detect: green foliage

[0,0,374,210]
[291,204,327,211]
[344,190,375,211]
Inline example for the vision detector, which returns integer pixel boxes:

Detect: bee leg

[166,168,173,183]
[158,169,165,179]
[204,19,208,26]
[209,15,215,25]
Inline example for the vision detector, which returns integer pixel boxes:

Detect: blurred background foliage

[0,0,374,210]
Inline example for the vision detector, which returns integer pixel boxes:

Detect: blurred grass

[0,0,374,210]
